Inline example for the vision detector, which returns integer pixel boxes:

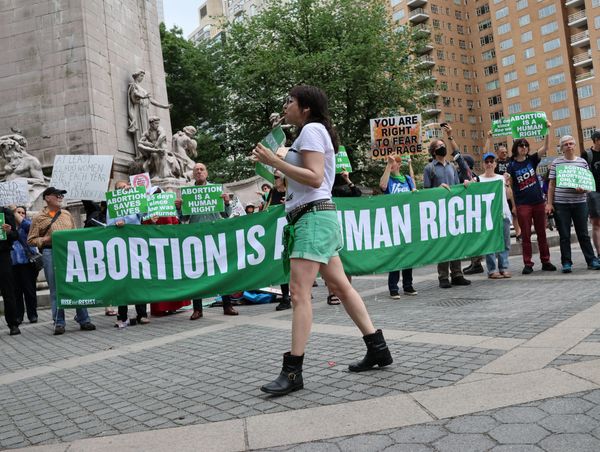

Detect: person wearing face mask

[423,140,472,289]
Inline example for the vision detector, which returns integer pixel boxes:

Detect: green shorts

[289,210,343,264]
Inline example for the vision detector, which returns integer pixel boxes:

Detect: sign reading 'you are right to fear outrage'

[370,115,422,159]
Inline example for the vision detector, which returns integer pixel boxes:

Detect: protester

[177,162,238,318]
[494,144,511,176]
[479,153,514,278]
[245,202,256,215]
[505,122,557,274]
[1,206,21,335]
[28,187,96,335]
[546,135,600,272]
[423,138,471,289]
[583,131,600,258]
[10,206,39,324]
[257,183,271,210]
[379,155,418,298]
[253,84,392,396]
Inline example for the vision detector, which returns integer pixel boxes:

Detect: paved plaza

[1,244,600,451]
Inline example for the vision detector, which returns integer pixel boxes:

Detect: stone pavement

[1,244,599,451]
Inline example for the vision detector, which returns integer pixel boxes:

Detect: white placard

[49,155,113,201]
[0,179,29,206]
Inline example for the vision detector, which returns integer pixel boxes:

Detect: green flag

[54,182,504,308]
[256,126,287,183]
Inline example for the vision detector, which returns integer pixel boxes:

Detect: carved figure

[127,70,170,150]
[171,126,198,180]
[137,117,175,179]
[0,134,45,182]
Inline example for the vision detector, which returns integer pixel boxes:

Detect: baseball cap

[42,187,67,198]
[482,152,496,161]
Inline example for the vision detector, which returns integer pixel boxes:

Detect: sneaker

[588,258,600,270]
[80,322,96,331]
[389,292,401,299]
[561,263,573,273]
[439,278,452,289]
[114,320,128,329]
[451,276,471,286]
[9,326,21,336]
[403,287,418,296]
[463,264,484,275]
[522,265,534,274]
[53,325,65,335]
[541,262,557,271]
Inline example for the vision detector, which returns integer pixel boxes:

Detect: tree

[219,0,433,187]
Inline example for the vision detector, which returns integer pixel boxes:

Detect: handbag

[17,234,43,272]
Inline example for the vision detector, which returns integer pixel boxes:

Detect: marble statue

[127,70,170,151]
[171,126,198,180]
[137,116,175,179]
[0,133,45,182]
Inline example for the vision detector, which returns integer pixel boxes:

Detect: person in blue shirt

[379,155,418,298]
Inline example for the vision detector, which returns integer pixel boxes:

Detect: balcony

[412,23,431,36]
[571,30,590,47]
[423,105,441,116]
[415,43,434,54]
[409,8,429,23]
[419,71,437,83]
[567,10,587,27]
[416,55,435,68]
[573,50,593,67]
[565,0,585,6]
[575,69,595,83]
[407,0,428,7]
[420,91,439,100]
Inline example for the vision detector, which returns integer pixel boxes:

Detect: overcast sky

[163,0,201,37]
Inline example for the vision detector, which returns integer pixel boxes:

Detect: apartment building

[392,0,600,157]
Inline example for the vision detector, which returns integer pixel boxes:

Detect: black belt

[286,199,336,225]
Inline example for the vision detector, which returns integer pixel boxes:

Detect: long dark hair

[510,138,530,160]
[289,85,339,153]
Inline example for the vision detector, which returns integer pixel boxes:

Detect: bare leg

[320,256,376,336]
[289,258,320,356]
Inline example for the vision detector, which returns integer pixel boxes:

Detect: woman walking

[253,85,392,396]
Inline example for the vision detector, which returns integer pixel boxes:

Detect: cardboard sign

[370,114,422,159]
[130,173,152,194]
[0,212,5,240]
[106,186,148,218]
[255,126,286,183]
[0,179,29,206]
[49,155,113,201]
[180,184,224,215]
[510,112,548,138]
[491,118,512,137]
[556,165,596,191]
[143,192,177,220]
[335,146,353,173]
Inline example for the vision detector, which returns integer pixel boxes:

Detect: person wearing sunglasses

[505,122,557,274]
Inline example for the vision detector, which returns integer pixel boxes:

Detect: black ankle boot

[260,352,304,395]
[348,329,393,372]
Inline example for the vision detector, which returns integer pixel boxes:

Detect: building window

[488,95,502,106]
[521,31,533,43]
[496,7,509,19]
[502,54,515,66]
[583,127,597,140]
[539,4,556,19]
[497,23,511,35]
[594,0,600,7]
[519,14,531,26]
[548,72,565,86]
[524,47,535,59]
[504,70,517,82]
[552,107,570,121]
[437,50,445,60]
[506,87,520,98]
[433,19,441,28]
[541,21,558,35]
[478,19,492,31]
[525,64,537,75]
[500,38,513,50]
[577,85,593,99]
[484,65,498,76]
[200,5,207,19]
[581,105,597,120]
[490,111,504,120]
[392,10,405,21]
[508,103,522,114]
[543,38,561,53]
[482,49,496,61]
[516,0,528,10]
[459,40,467,49]
[527,81,540,92]
[476,4,490,16]
[480,34,494,46]
[391,0,402,6]
[486,79,500,91]
[545,55,563,69]
[550,90,567,103]
[555,125,573,138]
[530,97,541,108]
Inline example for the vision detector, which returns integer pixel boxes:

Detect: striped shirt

[548,156,589,204]
[27,207,76,249]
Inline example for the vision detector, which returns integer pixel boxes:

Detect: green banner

[256,126,286,183]
[106,186,148,218]
[0,212,5,240]
[510,112,548,138]
[335,146,353,173]
[181,184,224,215]
[491,118,511,137]
[54,182,504,308]
[143,192,178,220]
[556,165,596,191]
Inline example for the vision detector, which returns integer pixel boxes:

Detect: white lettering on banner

[85,241,106,282]
[129,237,151,279]
[170,238,182,280]
[66,241,87,282]
[107,238,128,280]
[345,210,373,251]
[182,237,204,278]
[420,201,438,240]
[247,225,266,265]
[149,238,169,280]
[206,233,227,275]
[448,197,465,236]
[390,205,412,245]
[273,217,287,260]
[481,194,495,230]
[373,208,393,248]
[235,229,246,270]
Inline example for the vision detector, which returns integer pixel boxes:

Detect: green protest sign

[491,118,512,137]
[53,182,504,308]
[335,145,353,173]
[181,184,224,215]
[255,126,286,183]
[0,212,5,240]
[510,112,548,138]
[106,186,147,218]
[143,192,177,220]
[556,165,596,191]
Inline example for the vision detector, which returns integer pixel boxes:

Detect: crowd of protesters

[1,113,599,339]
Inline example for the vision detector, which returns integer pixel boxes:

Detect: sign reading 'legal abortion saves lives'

[106,186,148,218]
[53,182,504,308]
[180,184,224,215]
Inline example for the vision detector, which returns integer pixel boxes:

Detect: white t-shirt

[284,122,335,212]
[479,174,512,220]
